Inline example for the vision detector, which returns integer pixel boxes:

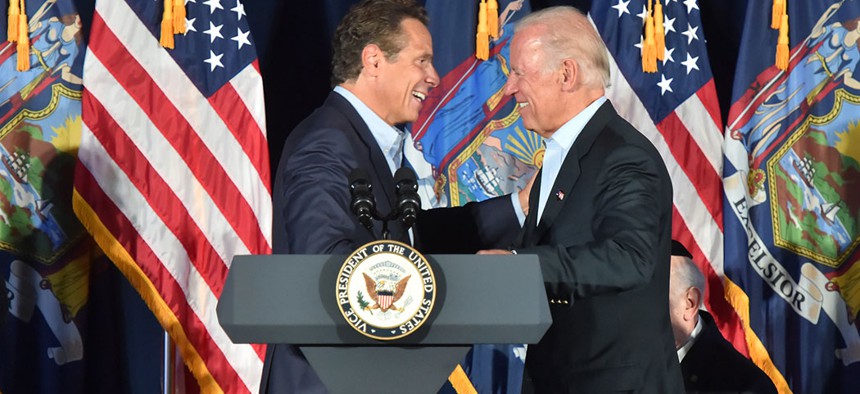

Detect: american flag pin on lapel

[555,190,565,201]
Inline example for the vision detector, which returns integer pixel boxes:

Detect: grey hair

[672,256,706,308]
[514,6,610,88]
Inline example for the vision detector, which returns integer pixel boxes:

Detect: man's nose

[503,77,517,96]
[426,64,440,88]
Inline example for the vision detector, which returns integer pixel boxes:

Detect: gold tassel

[776,13,789,71]
[16,0,28,71]
[641,0,657,73]
[476,0,489,61]
[487,0,499,39]
[8,0,19,43]
[771,0,785,29]
[160,0,175,49]
[654,0,665,60]
[173,0,186,34]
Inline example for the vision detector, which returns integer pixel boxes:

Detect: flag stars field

[663,47,675,66]
[664,14,676,33]
[682,53,699,75]
[636,5,649,24]
[612,0,631,17]
[203,0,223,14]
[231,0,246,20]
[682,23,699,44]
[185,17,197,35]
[204,21,224,43]
[232,28,251,50]
[205,50,224,71]
[683,0,699,14]
[658,74,674,95]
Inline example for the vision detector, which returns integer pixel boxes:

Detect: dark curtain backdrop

[64,0,748,389]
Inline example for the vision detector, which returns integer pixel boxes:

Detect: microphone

[348,169,376,230]
[394,167,421,229]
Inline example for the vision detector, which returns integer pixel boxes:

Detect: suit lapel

[529,101,616,243]
[327,93,397,210]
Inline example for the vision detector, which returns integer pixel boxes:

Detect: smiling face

[375,18,439,125]
[504,26,569,138]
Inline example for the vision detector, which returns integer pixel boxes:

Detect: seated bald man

[669,241,777,394]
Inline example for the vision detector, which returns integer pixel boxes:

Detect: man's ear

[361,44,384,77]
[684,287,702,321]
[560,58,579,90]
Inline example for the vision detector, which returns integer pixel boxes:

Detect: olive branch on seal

[356,290,372,314]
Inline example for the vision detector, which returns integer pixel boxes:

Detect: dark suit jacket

[518,101,684,393]
[262,92,519,393]
[681,311,776,394]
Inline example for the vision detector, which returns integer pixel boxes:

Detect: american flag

[589,0,746,352]
[73,0,271,393]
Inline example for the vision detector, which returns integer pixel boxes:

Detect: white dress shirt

[676,314,704,362]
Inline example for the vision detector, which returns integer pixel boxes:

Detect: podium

[217,254,551,393]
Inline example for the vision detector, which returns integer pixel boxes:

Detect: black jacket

[681,311,777,394]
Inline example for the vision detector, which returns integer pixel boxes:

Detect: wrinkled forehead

[510,29,547,69]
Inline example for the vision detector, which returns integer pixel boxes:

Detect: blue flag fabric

[406,1,537,393]
[723,1,860,392]
[0,1,115,392]
[409,0,539,209]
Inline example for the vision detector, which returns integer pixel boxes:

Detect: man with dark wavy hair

[263,0,527,392]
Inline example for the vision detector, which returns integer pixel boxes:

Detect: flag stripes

[591,4,746,354]
[74,0,271,392]
[88,11,271,253]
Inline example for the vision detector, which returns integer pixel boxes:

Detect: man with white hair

[479,6,682,393]
[670,240,776,394]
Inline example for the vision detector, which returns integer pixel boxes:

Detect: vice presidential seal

[336,240,436,340]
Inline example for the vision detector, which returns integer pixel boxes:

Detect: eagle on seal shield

[362,273,411,312]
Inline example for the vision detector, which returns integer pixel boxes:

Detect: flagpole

[163,330,174,393]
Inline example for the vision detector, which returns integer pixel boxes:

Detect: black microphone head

[349,168,371,186]
[393,167,418,186]
[394,167,420,229]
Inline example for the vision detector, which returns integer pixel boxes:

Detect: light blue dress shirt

[334,86,405,176]
[536,96,607,224]
[333,86,528,238]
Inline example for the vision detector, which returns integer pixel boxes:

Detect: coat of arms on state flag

[723,1,860,391]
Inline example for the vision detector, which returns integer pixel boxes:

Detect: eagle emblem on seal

[362,273,410,312]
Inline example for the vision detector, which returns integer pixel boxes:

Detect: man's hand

[477,249,514,255]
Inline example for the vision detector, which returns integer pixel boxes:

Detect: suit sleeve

[416,195,521,254]
[517,143,670,298]
[274,128,364,255]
